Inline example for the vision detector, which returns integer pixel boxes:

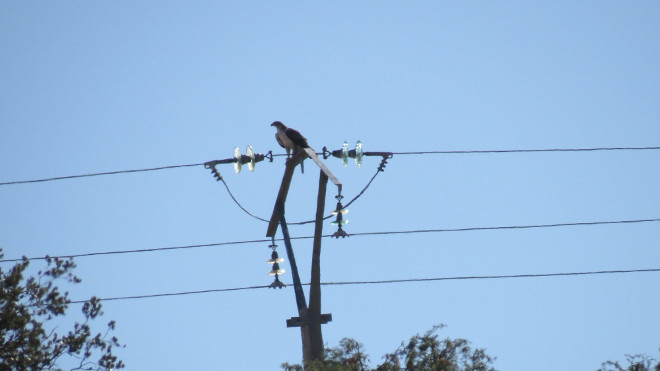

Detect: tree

[282,324,496,371]
[0,249,124,370]
[598,351,660,371]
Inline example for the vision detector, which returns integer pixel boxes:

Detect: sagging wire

[204,162,270,223]
[204,145,393,227]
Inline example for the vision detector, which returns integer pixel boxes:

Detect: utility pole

[266,150,339,366]
[309,168,328,358]
[204,140,392,366]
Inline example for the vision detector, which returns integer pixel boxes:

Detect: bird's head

[271,121,286,129]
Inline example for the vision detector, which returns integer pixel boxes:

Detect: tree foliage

[598,351,660,371]
[0,250,124,370]
[281,325,496,371]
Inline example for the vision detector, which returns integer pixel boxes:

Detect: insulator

[331,219,349,226]
[246,146,256,172]
[266,250,284,264]
[268,263,285,276]
[331,201,348,215]
[341,141,349,167]
[233,147,242,174]
[355,140,363,167]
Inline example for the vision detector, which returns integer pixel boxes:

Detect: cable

[318,268,660,286]
[67,285,271,304]
[3,217,658,263]
[218,177,271,222]
[341,154,390,210]
[65,268,660,304]
[0,238,278,263]
[0,163,205,186]
[347,218,660,237]
[390,146,660,155]
[2,146,658,187]
[217,155,389,225]
[290,154,388,225]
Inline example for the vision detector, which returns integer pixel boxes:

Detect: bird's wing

[285,128,310,148]
[275,133,286,149]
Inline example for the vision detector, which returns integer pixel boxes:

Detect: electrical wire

[217,176,271,223]
[0,163,205,186]
[2,146,658,186]
[347,218,660,237]
[318,268,660,286]
[216,155,389,225]
[67,285,272,304]
[0,238,277,263]
[390,146,660,155]
[2,217,658,263]
[289,154,387,225]
[65,267,660,304]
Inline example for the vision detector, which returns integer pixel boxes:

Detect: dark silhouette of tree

[0,249,124,370]
[281,324,496,371]
[598,351,660,371]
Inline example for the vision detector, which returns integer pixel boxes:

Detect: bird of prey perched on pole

[271,121,309,173]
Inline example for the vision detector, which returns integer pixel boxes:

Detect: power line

[0,162,205,186]
[0,238,281,263]
[319,268,660,286]
[67,285,272,304]
[1,146,658,187]
[216,155,389,225]
[216,176,270,223]
[66,267,660,304]
[348,218,660,237]
[3,217,658,263]
[391,146,660,155]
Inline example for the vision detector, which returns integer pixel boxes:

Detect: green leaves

[281,324,496,371]
[0,249,124,370]
[377,325,495,371]
[598,352,660,371]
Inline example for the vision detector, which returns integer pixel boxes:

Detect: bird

[271,121,309,173]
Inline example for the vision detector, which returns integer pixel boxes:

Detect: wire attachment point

[204,162,223,181]
[269,273,286,289]
[332,225,349,239]
[377,154,392,172]
[322,146,331,159]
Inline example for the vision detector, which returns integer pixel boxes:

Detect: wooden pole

[276,202,312,364]
[266,152,303,238]
[309,169,329,359]
[265,148,340,367]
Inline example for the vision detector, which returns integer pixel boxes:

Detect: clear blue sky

[1,2,659,370]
